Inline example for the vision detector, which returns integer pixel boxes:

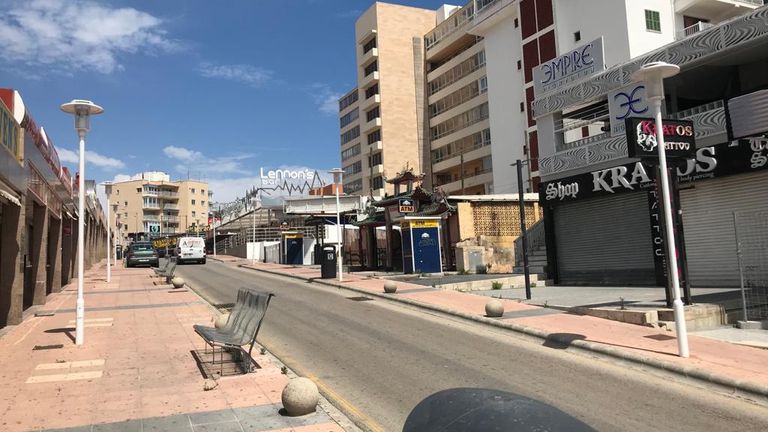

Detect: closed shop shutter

[680,171,768,288]
[554,193,654,285]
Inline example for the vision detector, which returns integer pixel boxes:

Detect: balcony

[143,202,161,210]
[163,203,179,211]
[360,47,378,66]
[675,0,763,23]
[676,21,715,40]
[163,215,180,223]
[158,191,178,199]
[438,169,493,193]
[363,117,381,133]
[368,140,383,151]
[143,215,160,222]
[360,70,379,88]
[371,164,384,175]
[360,93,380,110]
[432,144,492,173]
[468,0,516,37]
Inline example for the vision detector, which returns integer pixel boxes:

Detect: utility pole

[513,159,531,300]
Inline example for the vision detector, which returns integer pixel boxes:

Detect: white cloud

[310,83,342,115]
[0,0,177,74]
[112,173,131,182]
[198,63,272,88]
[58,147,125,169]
[163,145,202,161]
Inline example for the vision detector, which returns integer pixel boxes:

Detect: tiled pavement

[0,261,346,432]
[233,258,768,400]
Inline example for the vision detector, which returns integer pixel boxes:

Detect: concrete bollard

[214,313,230,329]
[383,281,397,293]
[281,377,319,416]
[485,299,504,317]
[171,277,185,289]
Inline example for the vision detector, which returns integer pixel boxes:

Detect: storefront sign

[406,219,439,229]
[646,189,666,287]
[608,83,648,137]
[626,118,695,159]
[533,37,605,97]
[398,199,415,213]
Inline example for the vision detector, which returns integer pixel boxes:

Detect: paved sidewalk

[227,257,768,403]
[0,261,347,432]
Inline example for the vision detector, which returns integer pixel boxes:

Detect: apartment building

[426,4,492,195]
[106,172,209,241]
[339,2,437,198]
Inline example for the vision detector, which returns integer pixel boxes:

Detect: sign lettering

[533,37,605,97]
[626,118,696,159]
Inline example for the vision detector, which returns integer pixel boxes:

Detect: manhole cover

[33,344,64,350]
[347,296,373,302]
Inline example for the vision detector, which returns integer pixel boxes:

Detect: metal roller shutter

[680,171,768,288]
[554,193,654,286]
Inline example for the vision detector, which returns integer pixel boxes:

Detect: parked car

[124,241,159,268]
[175,237,206,264]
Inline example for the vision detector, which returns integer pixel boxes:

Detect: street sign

[625,117,695,159]
[399,199,415,213]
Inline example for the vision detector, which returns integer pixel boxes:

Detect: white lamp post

[329,169,344,282]
[632,62,689,358]
[100,182,113,284]
[61,99,104,346]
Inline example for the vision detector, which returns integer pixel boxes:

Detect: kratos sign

[626,117,696,159]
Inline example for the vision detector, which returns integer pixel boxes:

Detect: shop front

[541,138,768,288]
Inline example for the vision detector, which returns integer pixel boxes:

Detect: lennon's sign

[533,37,605,97]
[259,168,317,185]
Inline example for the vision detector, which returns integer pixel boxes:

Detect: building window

[362,37,377,54]
[363,60,378,77]
[428,51,486,95]
[366,106,380,122]
[340,108,359,129]
[371,176,383,190]
[339,90,359,111]
[430,102,489,140]
[191,188,196,193]
[192,211,196,217]
[341,126,360,145]
[479,76,488,93]
[645,10,661,32]
[514,18,519,28]
[124,212,128,218]
[574,31,581,42]
[365,83,379,99]
[341,143,361,161]
[368,152,382,167]
[429,80,482,118]
[343,161,362,177]
[367,129,381,145]
[116,189,119,195]
[201,201,205,206]
[191,199,196,205]
[520,102,525,112]
[345,179,363,194]
[201,189,205,195]
[124,201,128,206]
[517,60,521,70]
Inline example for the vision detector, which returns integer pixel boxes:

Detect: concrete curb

[237,264,768,404]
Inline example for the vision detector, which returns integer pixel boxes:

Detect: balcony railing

[676,21,714,40]
[425,2,475,51]
[158,191,178,198]
[163,203,179,210]
[143,203,161,210]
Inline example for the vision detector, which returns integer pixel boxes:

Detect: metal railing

[734,210,768,322]
[425,2,475,51]
[514,218,546,267]
[163,204,179,210]
[670,100,724,120]
[676,21,715,40]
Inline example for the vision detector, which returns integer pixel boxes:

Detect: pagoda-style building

[354,167,455,271]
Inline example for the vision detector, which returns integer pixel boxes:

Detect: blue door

[412,227,441,273]
[286,238,304,265]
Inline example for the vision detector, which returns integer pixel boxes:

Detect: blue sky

[0,0,449,202]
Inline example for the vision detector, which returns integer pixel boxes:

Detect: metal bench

[154,258,178,284]
[194,289,275,374]
[153,258,170,276]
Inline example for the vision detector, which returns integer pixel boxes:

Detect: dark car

[125,242,159,268]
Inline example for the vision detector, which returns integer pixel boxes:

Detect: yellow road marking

[305,372,386,432]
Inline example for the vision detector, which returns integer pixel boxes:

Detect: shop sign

[608,83,648,137]
[407,220,439,229]
[626,118,696,159]
[540,139,768,205]
[148,223,160,234]
[533,37,605,97]
[398,199,415,213]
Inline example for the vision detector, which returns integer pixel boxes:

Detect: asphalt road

[177,260,768,432]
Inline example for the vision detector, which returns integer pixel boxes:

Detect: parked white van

[175,237,206,264]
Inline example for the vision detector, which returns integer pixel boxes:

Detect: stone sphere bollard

[214,313,230,329]
[171,277,185,289]
[383,281,397,293]
[485,299,504,317]
[281,377,319,416]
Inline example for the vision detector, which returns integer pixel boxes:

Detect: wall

[553,0,630,68]
[483,18,527,193]
[625,0,675,59]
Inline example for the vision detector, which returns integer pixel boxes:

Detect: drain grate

[33,344,64,350]
[347,296,373,302]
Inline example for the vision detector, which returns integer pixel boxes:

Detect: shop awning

[0,187,21,207]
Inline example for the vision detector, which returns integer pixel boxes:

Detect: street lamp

[631,61,689,358]
[329,168,344,282]
[100,181,113,284]
[61,99,104,346]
